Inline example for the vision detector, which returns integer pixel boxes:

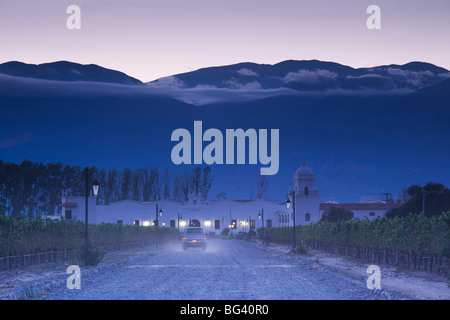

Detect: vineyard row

[261,212,450,272]
[0,216,178,258]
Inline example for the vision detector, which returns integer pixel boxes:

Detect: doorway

[189,219,201,227]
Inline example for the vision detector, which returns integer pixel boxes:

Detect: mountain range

[148,59,450,94]
[0,61,142,85]
[1,59,449,101]
[0,59,449,203]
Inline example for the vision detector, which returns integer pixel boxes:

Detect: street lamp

[92,180,100,197]
[178,213,182,232]
[285,198,291,209]
[155,204,163,248]
[155,204,163,229]
[85,167,99,246]
[258,209,265,246]
[285,190,296,252]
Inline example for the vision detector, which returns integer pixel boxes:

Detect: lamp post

[85,167,99,246]
[285,190,296,252]
[155,203,163,229]
[258,209,265,246]
[155,203,163,248]
[178,213,182,232]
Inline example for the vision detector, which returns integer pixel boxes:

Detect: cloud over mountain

[1,59,448,106]
[236,68,258,77]
[282,69,338,84]
[144,60,449,104]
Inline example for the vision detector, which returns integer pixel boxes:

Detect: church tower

[293,161,321,225]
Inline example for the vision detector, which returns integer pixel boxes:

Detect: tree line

[386,182,450,218]
[0,159,214,218]
[319,182,450,222]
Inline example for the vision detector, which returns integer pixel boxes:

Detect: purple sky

[0,0,449,82]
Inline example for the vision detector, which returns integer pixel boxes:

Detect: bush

[294,241,309,255]
[72,243,105,266]
[221,227,230,236]
[235,232,246,240]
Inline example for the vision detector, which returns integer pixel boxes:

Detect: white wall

[61,196,96,223]
[68,198,290,234]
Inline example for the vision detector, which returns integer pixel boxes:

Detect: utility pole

[382,192,392,213]
[422,189,426,215]
[85,167,89,245]
[259,209,265,246]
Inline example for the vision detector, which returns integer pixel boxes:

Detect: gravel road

[28,239,397,300]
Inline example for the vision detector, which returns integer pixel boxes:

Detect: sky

[0,0,449,82]
[0,0,449,204]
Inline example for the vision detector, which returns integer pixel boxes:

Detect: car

[181,227,207,250]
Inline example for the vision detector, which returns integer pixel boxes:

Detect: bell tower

[293,161,320,224]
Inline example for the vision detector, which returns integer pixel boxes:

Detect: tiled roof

[320,203,402,211]
[60,202,77,208]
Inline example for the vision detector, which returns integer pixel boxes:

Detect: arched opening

[304,187,309,196]
[305,213,310,222]
[189,219,201,227]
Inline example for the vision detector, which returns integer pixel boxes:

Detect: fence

[0,250,73,271]
[0,216,180,272]
[305,240,450,273]
[260,212,450,274]
[0,240,161,272]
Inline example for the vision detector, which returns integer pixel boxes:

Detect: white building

[59,162,399,234]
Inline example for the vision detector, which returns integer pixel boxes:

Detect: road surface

[33,239,382,300]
